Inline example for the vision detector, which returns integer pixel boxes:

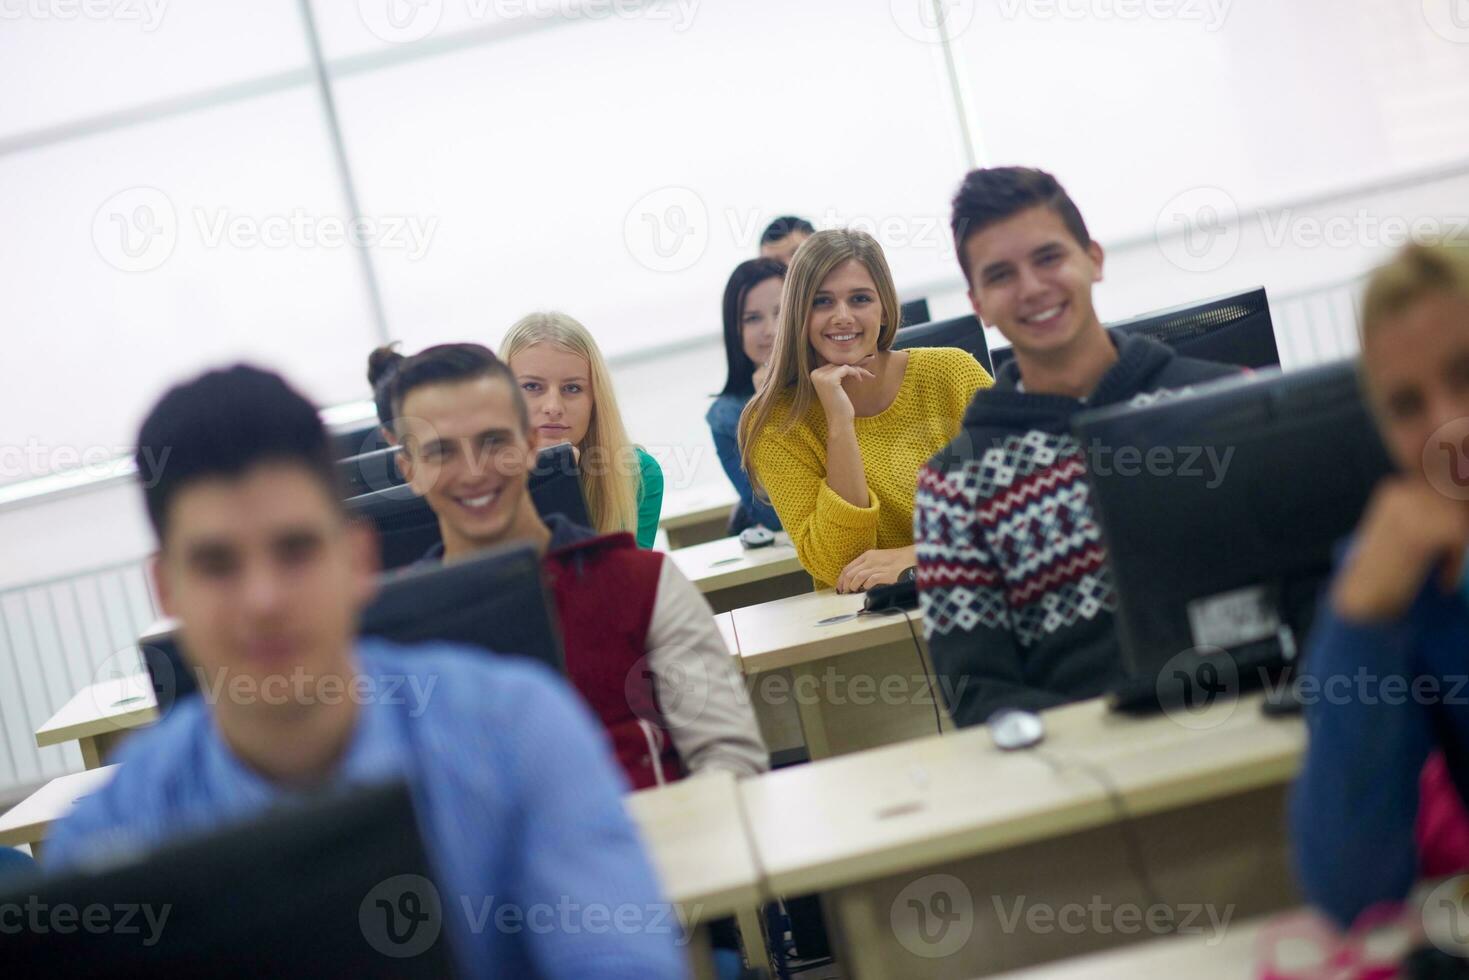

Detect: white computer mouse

[988,709,1045,751]
[739,526,776,549]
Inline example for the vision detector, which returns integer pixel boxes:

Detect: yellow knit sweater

[750,347,992,589]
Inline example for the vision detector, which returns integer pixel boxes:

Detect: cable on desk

[1029,746,1170,925]
[895,606,946,738]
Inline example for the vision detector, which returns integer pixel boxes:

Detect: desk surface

[659,487,737,531]
[992,915,1264,979]
[669,534,803,594]
[739,692,1304,896]
[35,674,159,748]
[625,771,764,920]
[0,765,119,848]
[728,589,920,674]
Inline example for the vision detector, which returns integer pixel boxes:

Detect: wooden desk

[0,765,119,859]
[728,590,950,759]
[669,534,810,614]
[626,770,767,973]
[740,693,1304,978]
[993,915,1265,979]
[35,674,158,769]
[660,487,738,550]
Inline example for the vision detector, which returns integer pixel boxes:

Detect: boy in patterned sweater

[915,167,1237,727]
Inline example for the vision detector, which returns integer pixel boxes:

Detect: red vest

[543,532,683,791]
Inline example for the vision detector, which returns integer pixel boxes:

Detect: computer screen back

[892,314,993,376]
[2,780,460,978]
[1073,361,1392,685]
[990,287,1279,376]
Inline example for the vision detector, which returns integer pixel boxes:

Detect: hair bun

[367,343,404,387]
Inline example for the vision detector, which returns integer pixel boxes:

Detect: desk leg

[734,904,767,972]
[685,924,717,980]
[790,664,832,760]
[77,736,104,770]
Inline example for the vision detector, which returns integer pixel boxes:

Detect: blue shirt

[1291,572,1469,928]
[705,393,781,531]
[45,640,688,979]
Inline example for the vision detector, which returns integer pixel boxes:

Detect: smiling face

[741,275,782,368]
[806,258,884,367]
[1363,290,1469,478]
[397,375,536,552]
[155,463,375,719]
[510,343,594,451]
[963,204,1105,360]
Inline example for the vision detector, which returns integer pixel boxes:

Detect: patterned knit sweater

[914,334,1238,726]
[750,347,992,589]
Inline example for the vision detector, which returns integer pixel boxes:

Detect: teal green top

[634,447,664,549]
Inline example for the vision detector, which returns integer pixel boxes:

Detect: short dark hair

[950,167,1091,284]
[718,258,787,398]
[366,343,405,427]
[137,365,337,540]
[388,343,530,438]
[760,216,816,247]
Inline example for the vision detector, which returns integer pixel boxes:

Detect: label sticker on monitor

[1187,586,1280,649]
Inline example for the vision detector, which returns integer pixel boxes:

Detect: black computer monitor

[360,541,565,675]
[142,542,565,707]
[345,443,588,570]
[3,781,460,978]
[899,298,931,328]
[330,420,389,460]
[892,313,993,376]
[1071,360,1393,709]
[338,446,406,498]
[989,287,1279,375]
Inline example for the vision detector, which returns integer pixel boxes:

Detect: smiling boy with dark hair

[915,167,1236,727]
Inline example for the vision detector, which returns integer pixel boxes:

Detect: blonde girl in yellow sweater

[739,229,992,592]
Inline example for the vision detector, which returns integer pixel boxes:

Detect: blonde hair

[737,229,902,498]
[1361,239,1469,348]
[501,312,640,536]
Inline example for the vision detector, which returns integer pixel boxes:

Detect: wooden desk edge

[36,705,160,747]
